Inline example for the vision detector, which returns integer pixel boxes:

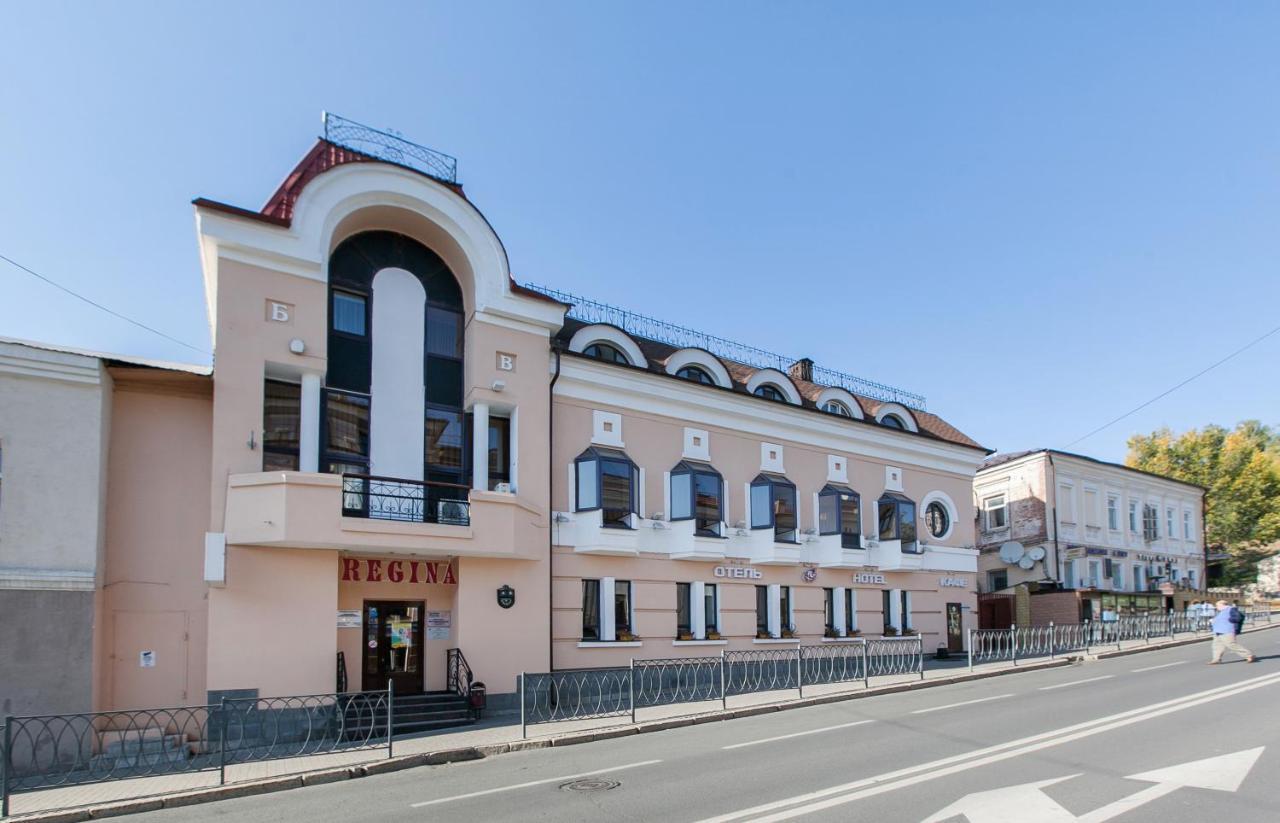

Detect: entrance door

[946,603,964,652]
[362,601,425,694]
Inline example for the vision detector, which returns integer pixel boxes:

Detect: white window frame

[1166,507,1176,539]
[983,493,1008,530]
[1058,483,1076,525]
[1106,495,1120,531]
[1183,510,1193,540]
[1128,500,1138,532]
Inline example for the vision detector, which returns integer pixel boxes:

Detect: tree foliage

[1126,421,1280,584]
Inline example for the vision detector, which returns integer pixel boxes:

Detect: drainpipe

[548,347,562,672]
[1047,452,1061,587]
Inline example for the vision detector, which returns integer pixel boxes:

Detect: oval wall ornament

[497,585,516,609]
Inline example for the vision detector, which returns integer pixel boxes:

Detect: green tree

[1126,421,1280,585]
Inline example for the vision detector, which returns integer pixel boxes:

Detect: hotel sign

[340,557,457,585]
[940,577,968,588]
[714,566,762,579]
[853,573,886,585]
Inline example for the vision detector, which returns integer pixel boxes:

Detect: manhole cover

[560,778,621,792]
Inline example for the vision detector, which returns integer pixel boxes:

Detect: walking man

[1209,599,1255,664]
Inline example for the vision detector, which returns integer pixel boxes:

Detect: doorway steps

[342,691,475,739]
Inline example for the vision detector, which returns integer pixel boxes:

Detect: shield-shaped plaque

[497,585,516,609]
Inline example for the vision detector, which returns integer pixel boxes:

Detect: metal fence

[1,688,393,816]
[520,638,923,737]
[966,610,1275,671]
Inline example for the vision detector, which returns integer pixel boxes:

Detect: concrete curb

[4,649,1214,823]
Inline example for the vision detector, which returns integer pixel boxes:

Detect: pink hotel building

[1,120,991,721]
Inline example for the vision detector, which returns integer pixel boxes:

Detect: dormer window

[878,492,918,552]
[751,473,798,543]
[676,365,715,385]
[823,400,852,417]
[575,447,638,528]
[880,414,906,430]
[818,485,861,549]
[670,460,723,537]
[583,342,631,365]
[753,384,788,402]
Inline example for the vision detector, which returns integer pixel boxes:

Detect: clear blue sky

[2,2,1277,462]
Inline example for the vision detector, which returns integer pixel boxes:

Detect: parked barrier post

[720,651,727,710]
[1011,624,1018,666]
[1049,621,1056,660]
[217,698,228,785]
[918,636,925,680]
[2,715,12,817]
[1084,619,1092,654]
[862,640,871,688]
[967,629,974,672]
[387,680,395,759]
[520,672,527,739]
[629,659,636,724]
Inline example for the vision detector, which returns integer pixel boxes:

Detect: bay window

[575,447,639,528]
[751,473,798,543]
[818,485,862,549]
[670,460,724,537]
[878,492,918,552]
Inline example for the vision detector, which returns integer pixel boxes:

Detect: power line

[0,252,210,355]
[1064,321,1280,449]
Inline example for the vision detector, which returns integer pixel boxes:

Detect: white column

[767,584,781,637]
[601,577,616,641]
[472,402,490,491]
[299,372,321,473]
[833,586,847,636]
[692,581,707,639]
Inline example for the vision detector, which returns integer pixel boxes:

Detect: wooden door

[361,600,425,693]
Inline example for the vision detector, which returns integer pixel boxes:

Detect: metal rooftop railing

[322,112,458,184]
[526,285,928,411]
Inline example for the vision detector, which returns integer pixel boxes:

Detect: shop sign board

[340,557,457,585]
[940,577,968,588]
[714,566,762,579]
[853,573,886,584]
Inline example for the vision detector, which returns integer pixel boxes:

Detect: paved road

[134,633,1280,822]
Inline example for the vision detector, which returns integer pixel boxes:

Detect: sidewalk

[9,621,1278,821]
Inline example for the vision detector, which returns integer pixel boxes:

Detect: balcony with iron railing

[223,470,544,560]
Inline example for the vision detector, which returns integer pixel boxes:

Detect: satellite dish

[1027,546,1047,562]
[999,541,1026,564]
[1018,556,1036,570]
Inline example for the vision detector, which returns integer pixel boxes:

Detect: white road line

[910,694,1013,715]
[409,759,662,807]
[697,669,1280,823]
[1038,675,1114,691]
[1132,661,1188,673]
[721,719,875,750]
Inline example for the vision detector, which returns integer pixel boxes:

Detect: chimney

[787,358,814,383]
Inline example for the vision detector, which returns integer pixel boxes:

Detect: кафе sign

[340,557,457,584]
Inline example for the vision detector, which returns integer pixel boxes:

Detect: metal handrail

[322,112,458,184]
[525,284,928,410]
[341,473,471,525]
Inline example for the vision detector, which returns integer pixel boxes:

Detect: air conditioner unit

[436,499,470,526]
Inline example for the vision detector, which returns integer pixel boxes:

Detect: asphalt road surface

[133,633,1280,822]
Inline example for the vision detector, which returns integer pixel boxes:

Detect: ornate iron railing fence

[1,688,393,815]
[520,638,924,736]
[322,112,458,184]
[447,648,474,701]
[341,474,471,526]
[525,285,928,410]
